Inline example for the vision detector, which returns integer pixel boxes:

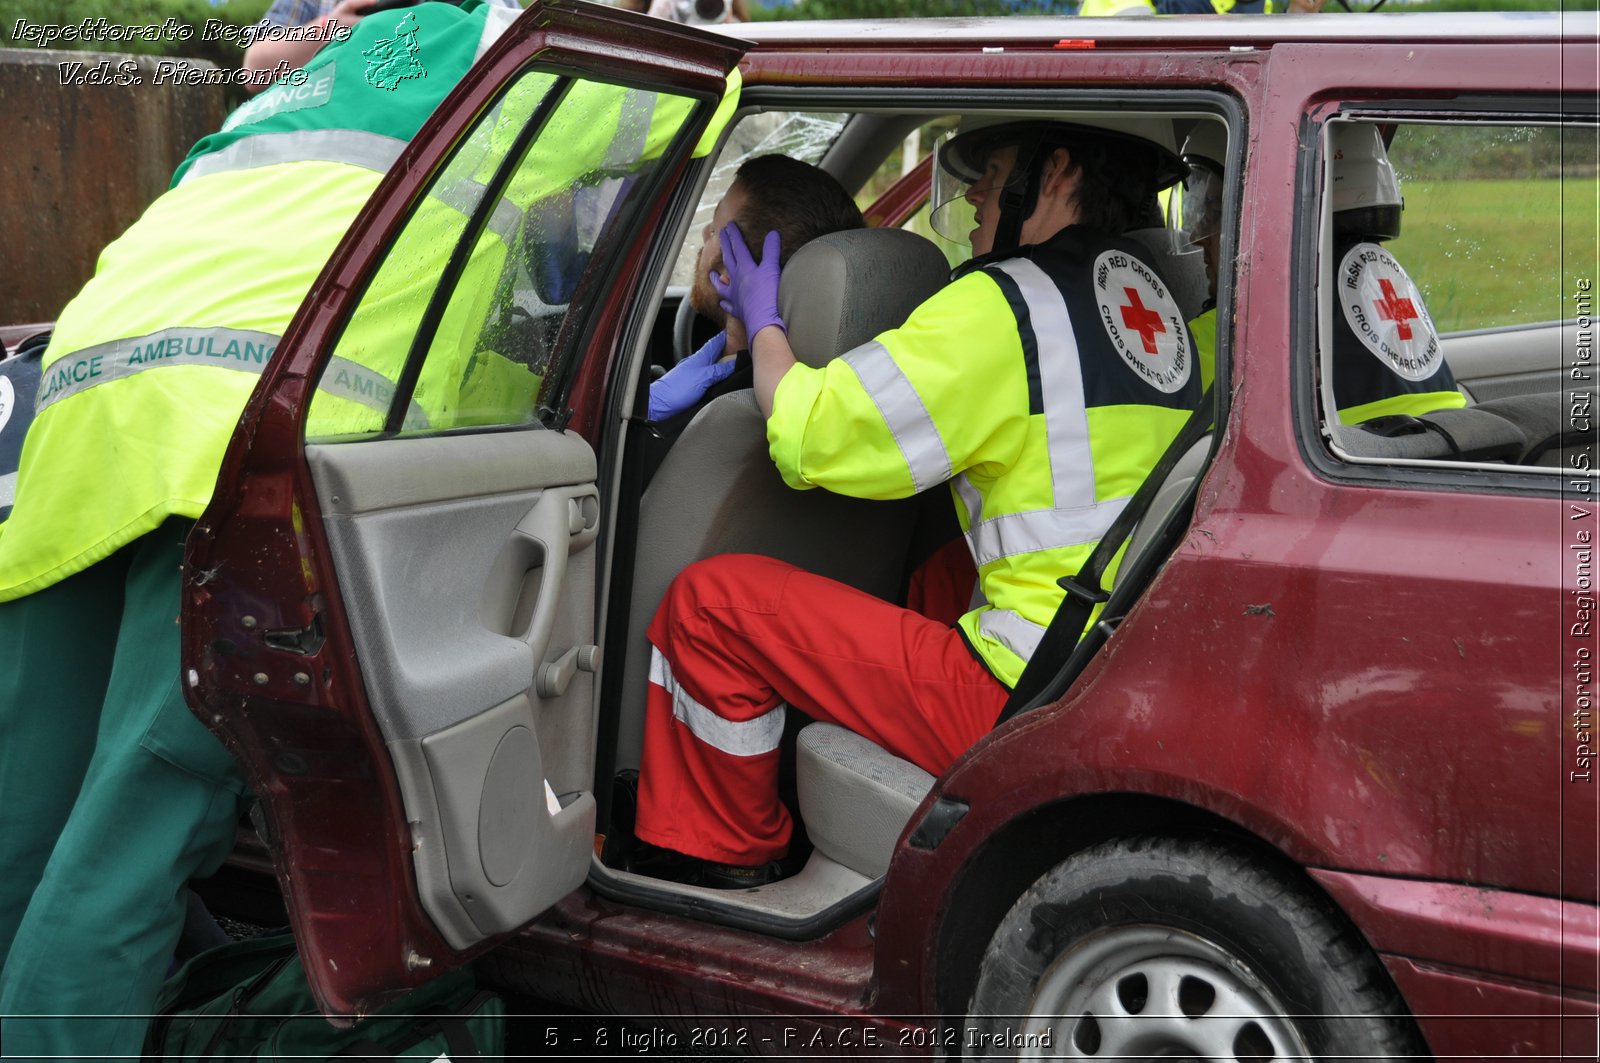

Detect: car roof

[722,11,1598,48]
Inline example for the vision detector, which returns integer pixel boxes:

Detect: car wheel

[965,834,1424,1060]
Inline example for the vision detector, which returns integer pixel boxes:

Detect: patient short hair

[733,154,864,268]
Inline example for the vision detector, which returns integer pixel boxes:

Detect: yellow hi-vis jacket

[0,1,510,601]
[0,1,736,601]
[768,226,1205,687]
[310,71,717,436]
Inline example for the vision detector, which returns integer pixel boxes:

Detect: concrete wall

[0,49,229,325]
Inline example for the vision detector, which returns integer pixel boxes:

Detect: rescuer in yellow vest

[631,115,1204,887]
[0,1,737,1053]
[0,8,507,1056]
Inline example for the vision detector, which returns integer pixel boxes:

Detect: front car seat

[614,227,953,769]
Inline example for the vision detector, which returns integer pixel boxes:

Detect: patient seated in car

[640,154,864,481]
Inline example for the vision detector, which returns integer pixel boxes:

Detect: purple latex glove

[647,331,736,421]
[711,223,785,339]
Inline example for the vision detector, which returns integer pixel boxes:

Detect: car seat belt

[995,384,1215,726]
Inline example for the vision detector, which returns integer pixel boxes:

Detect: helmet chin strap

[991,143,1045,257]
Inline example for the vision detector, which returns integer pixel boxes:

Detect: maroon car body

[185,5,1599,1058]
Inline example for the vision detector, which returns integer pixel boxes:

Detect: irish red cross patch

[1094,249,1192,395]
[1337,243,1442,382]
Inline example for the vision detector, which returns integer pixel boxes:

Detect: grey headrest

[778,228,951,369]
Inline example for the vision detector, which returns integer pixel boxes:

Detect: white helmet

[647,0,732,25]
[930,113,1186,254]
[1329,122,1403,240]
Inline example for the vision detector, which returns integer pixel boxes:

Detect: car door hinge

[263,613,326,656]
[539,404,575,432]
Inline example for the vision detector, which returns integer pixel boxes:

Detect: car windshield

[669,111,848,287]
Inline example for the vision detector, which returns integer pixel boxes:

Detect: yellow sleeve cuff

[765,362,825,492]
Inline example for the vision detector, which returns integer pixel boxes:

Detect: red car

[186,4,1599,1057]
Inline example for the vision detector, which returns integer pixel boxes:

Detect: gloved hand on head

[712,223,786,341]
[647,330,737,421]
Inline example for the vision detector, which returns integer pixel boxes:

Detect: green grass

[1387,177,1599,332]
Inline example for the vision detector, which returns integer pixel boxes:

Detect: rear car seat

[1337,405,1528,463]
[1471,394,1579,467]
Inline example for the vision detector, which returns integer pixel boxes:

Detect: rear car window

[1314,114,1599,476]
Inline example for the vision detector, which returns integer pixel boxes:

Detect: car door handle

[510,484,600,693]
[536,643,601,698]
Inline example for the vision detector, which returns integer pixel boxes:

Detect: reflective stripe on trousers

[649,647,785,758]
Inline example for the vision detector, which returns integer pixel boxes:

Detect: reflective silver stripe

[650,647,785,758]
[966,497,1130,568]
[431,177,523,246]
[990,259,1097,508]
[0,471,15,510]
[321,356,429,429]
[953,472,983,530]
[842,340,952,492]
[475,3,522,61]
[978,608,1047,663]
[959,259,1120,567]
[608,90,658,169]
[179,129,407,184]
[35,328,280,412]
[35,328,421,427]
[568,90,660,251]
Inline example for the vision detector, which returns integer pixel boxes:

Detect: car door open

[182,2,746,1020]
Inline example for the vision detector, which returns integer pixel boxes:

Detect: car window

[309,71,706,440]
[1385,123,1589,332]
[1315,115,1600,473]
[668,110,847,287]
[867,117,964,269]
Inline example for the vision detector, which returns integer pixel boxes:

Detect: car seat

[615,227,953,771]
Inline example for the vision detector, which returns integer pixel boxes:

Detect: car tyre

[964,834,1425,1060]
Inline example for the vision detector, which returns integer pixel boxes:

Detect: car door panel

[307,431,598,950]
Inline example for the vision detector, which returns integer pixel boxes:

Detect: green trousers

[0,520,247,1060]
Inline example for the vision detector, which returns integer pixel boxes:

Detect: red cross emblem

[1374,278,1419,341]
[1119,287,1166,355]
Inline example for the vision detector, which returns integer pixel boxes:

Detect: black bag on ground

[143,933,504,1061]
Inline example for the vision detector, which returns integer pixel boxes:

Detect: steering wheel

[672,291,700,367]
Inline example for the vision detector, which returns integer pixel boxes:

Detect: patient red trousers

[636,553,1008,865]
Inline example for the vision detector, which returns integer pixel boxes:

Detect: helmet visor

[1178,163,1223,247]
[929,128,1026,247]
